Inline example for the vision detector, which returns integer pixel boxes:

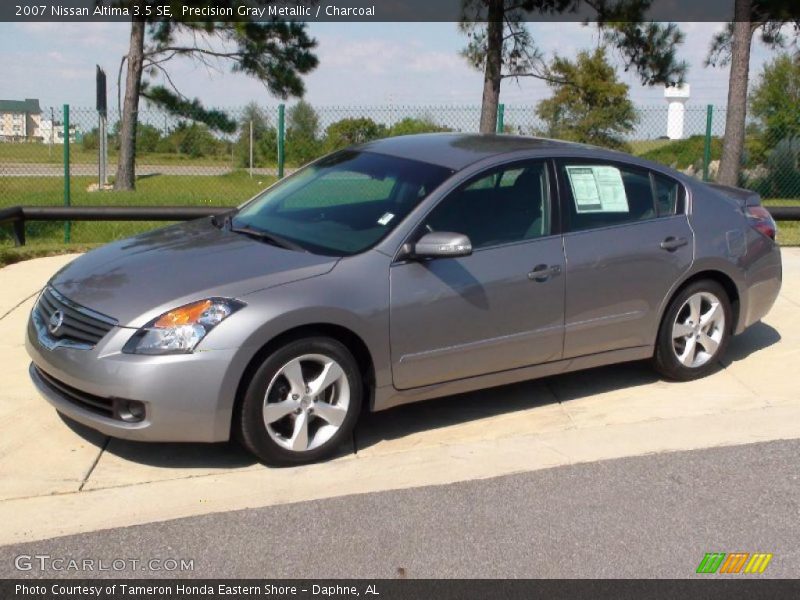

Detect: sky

[0,21,789,111]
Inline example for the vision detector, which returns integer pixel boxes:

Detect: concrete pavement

[0,249,798,545]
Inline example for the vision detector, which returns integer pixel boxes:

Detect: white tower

[664,84,691,140]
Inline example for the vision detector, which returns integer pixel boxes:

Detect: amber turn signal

[153,300,213,328]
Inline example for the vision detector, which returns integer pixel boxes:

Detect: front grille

[34,365,115,419]
[35,286,117,348]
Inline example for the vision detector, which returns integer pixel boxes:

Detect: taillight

[746,206,777,241]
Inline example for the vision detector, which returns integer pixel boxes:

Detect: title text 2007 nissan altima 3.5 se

[26,134,782,465]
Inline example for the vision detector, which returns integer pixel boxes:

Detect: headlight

[123,298,245,355]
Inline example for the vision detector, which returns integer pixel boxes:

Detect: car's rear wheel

[653,280,732,381]
[235,337,362,466]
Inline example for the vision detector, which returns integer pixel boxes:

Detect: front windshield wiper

[228,224,308,253]
[210,208,239,229]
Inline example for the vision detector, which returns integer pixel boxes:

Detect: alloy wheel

[262,353,350,452]
[671,291,726,368]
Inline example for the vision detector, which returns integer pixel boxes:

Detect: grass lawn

[629,138,673,156]
[0,143,237,166]
[0,243,100,269]
[763,198,800,246]
[1,171,274,246]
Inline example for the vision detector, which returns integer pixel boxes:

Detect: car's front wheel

[235,337,362,466]
[653,280,732,381]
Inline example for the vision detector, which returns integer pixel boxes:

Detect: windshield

[232,150,453,256]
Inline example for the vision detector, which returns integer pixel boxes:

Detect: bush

[137,124,162,154]
[388,117,450,137]
[158,122,224,158]
[81,129,98,152]
[753,137,800,199]
[640,135,722,171]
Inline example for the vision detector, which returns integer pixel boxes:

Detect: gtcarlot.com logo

[14,554,194,573]
[696,552,773,574]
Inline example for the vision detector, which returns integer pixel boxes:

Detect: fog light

[118,400,146,423]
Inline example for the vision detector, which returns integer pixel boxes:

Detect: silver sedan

[27,134,782,465]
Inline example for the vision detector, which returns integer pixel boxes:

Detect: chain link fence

[1,103,798,245]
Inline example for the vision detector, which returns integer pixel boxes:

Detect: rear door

[389,160,566,389]
[556,159,694,358]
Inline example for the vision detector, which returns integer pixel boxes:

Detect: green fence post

[277,104,285,179]
[63,104,71,243]
[496,103,505,134]
[702,104,714,182]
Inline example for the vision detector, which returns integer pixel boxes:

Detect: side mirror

[410,231,472,259]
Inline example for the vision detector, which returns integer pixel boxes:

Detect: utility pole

[49,107,54,160]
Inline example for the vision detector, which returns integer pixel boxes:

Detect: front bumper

[26,314,239,443]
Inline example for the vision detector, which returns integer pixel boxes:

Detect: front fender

[209,251,393,420]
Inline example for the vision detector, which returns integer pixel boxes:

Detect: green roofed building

[0,98,42,141]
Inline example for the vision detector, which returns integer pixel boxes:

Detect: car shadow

[354,360,659,452]
[59,415,258,469]
[356,322,781,452]
[720,321,781,365]
[58,321,780,469]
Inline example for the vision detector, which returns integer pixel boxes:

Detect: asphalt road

[1,439,798,579]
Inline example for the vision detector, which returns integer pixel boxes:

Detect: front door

[389,160,566,390]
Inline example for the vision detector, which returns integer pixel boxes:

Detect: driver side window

[422,161,551,250]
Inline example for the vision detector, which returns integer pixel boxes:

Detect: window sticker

[377,212,395,226]
[565,166,629,213]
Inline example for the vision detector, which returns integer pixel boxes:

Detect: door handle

[528,264,561,282]
[660,236,688,251]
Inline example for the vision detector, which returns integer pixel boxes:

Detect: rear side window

[560,162,655,232]
[652,173,685,217]
[559,161,684,233]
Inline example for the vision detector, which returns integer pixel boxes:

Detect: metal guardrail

[765,207,800,221]
[1,204,799,248]
[0,206,230,246]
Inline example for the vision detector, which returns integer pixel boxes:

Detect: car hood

[49,219,338,327]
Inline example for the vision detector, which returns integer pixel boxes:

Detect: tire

[235,337,363,466]
[653,279,732,381]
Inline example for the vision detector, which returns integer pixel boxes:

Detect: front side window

[559,161,660,232]
[422,161,551,250]
[233,151,452,256]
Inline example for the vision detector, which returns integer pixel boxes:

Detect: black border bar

[4,0,799,23]
[5,579,800,600]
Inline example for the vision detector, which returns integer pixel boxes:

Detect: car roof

[355,133,623,171]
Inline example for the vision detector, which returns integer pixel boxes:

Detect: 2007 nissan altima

[26,134,782,464]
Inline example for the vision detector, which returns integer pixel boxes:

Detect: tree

[324,118,387,152]
[286,100,321,165]
[705,1,799,185]
[114,2,318,190]
[750,53,800,144]
[460,0,687,133]
[536,48,638,150]
[234,103,277,168]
